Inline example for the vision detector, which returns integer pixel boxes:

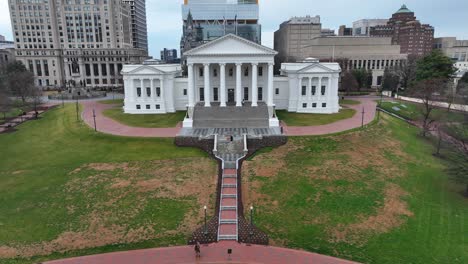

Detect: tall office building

[180,0,261,62]
[352,19,388,36]
[370,5,434,56]
[123,0,148,51]
[160,48,179,63]
[7,0,147,88]
[274,16,322,68]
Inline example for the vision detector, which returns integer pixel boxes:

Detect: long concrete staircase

[215,134,246,241]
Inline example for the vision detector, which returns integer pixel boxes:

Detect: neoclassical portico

[184,34,277,109]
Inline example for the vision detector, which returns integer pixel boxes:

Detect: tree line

[0,61,41,121]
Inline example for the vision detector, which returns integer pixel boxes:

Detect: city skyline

[1,0,468,58]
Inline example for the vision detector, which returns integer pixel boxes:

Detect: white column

[160,77,165,108]
[220,63,226,107]
[251,63,258,107]
[318,77,322,98]
[151,78,155,100]
[236,63,242,107]
[267,62,274,106]
[296,77,302,110]
[140,79,144,98]
[204,63,211,107]
[308,77,312,103]
[187,63,195,107]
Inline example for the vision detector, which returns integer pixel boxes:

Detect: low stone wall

[177,135,287,246]
[174,136,215,155]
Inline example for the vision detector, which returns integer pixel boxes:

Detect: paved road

[81,100,181,138]
[45,241,359,264]
[283,97,377,136]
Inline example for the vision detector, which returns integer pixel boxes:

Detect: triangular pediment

[185,34,278,56]
[297,63,340,73]
[128,65,165,75]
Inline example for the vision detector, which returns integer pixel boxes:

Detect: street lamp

[204,205,208,236]
[250,205,254,236]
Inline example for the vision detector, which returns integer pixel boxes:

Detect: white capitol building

[122,34,341,128]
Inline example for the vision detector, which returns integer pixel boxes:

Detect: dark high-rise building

[123,0,148,52]
[160,48,179,63]
[370,5,434,56]
[180,0,261,63]
[338,25,353,36]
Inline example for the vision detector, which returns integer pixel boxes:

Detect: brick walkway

[81,98,376,138]
[283,97,377,136]
[44,241,359,264]
[81,100,181,137]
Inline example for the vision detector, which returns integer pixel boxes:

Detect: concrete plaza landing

[193,102,270,128]
[44,241,359,264]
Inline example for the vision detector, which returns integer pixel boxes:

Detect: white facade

[122,34,341,126]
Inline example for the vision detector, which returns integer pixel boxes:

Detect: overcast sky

[1,0,467,58]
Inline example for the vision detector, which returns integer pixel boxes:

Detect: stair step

[222,184,237,188]
[223,174,237,178]
[218,234,238,240]
[220,219,238,224]
[220,206,237,211]
[221,194,237,198]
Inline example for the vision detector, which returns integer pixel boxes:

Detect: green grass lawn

[243,113,468,263]
[380,100,465,122]
[339,99,361,105]
[1,108,28,124]
[98,99,124,105]
[0,104,217,264]
[277,108,356,126]
[102,107,186,128]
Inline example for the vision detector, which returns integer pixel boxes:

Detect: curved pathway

[45,241,358,264]
[81,100,181,137]
[81,97,377,138]
[283,97,377,136]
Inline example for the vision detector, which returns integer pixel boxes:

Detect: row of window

[199,66,264,78]
[133,87,283,101]
[303,103,327,108]
[136,104,161,110]
[136,87,161,97]
[302,85,326,96]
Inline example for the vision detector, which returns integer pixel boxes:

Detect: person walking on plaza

[194,240,201,258]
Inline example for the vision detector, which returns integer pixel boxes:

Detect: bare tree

[395,54,419,90]
[341,70,359,95]
[0,91,13,121]
[409,78,446,137]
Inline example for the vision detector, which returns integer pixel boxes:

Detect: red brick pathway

[80,98,376,138]
[283,97,377,136]
[81,100,181,138]
[45,241,359,264]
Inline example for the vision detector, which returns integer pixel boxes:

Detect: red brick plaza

[45,241,359,264]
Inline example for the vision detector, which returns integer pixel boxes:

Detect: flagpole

[235,14,238,36]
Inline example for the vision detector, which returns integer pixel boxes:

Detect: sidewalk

[45,241,359,264]
[283,97,377,136]
[81,100,181,138]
